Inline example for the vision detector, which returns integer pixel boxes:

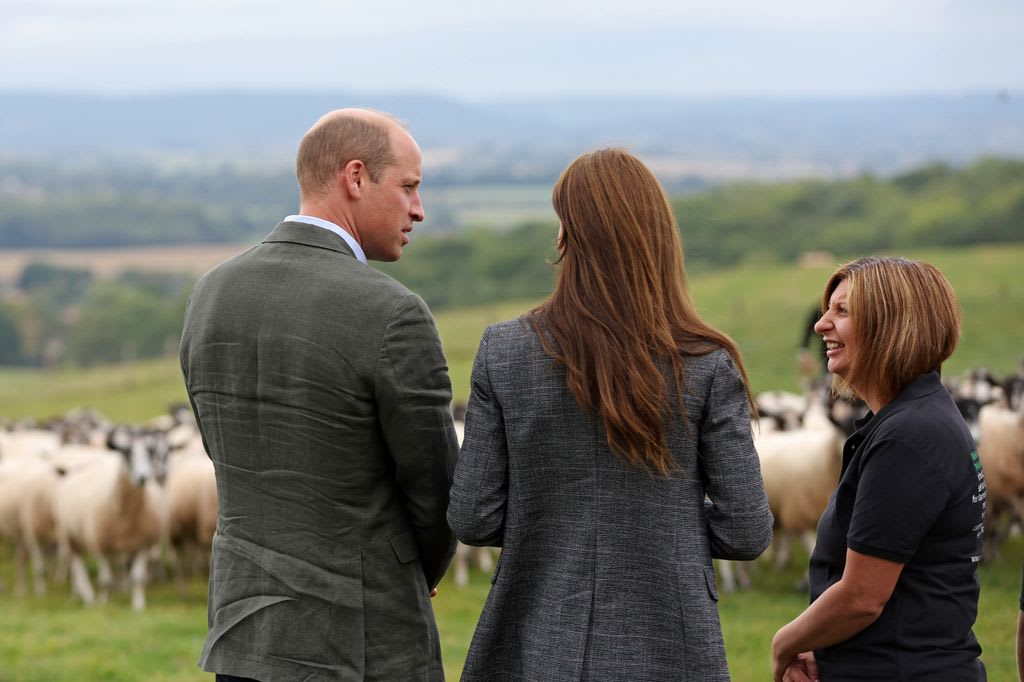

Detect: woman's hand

[771,549,903,680]
[771,627,817,682]
[770,630,796,682]
[783,652,818,682]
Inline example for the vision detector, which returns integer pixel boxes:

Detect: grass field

[0,243,1021,678]
[0,538,1020,680]
[2,243,1021,423]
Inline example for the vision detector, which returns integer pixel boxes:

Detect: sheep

[0,428,61,462]
[717,400,844,593]
[976,402,1024,560]
[54,407,112,447]
[0,455,60,595]
[160,436,218,582]
[964,367,1005,406]
[453,540,497,587]
[756,391,807,431]
[1001,360,1024,411]
[756,402,843,568]
[51,428,168,611]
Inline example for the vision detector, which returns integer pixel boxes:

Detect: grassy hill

[2,243,1021,422]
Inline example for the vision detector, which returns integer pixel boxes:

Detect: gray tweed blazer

[448,317,773,682]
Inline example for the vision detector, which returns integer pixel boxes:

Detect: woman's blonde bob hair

[822,256,961,405]
[531,148,753,476]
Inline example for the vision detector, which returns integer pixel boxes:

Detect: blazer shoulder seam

[373,293,418,384]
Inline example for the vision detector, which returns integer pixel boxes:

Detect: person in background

[772,256,986,682]
[797,303,828,386]
[448,148,773,681]
[180,108,459,682]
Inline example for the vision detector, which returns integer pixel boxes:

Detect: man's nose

[411,192,425,222]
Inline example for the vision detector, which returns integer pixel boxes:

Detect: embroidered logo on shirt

[969,449,986,562]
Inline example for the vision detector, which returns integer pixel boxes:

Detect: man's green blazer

[180,221,459,681]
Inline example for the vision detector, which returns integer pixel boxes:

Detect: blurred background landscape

[1,91,1021,378]
[1,0,1022,679]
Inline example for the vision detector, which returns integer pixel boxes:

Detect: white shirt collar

[284,215,367,264]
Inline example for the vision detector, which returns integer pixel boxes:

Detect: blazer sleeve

[447,326,508,547]
[375,293,459,588]
[698,350,774,560]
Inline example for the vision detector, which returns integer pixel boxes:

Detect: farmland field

[2,243,1021,422]
[0,243,256,286]
[0,243,1022,678]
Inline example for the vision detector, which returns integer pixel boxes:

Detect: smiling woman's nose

[813,315,829,333]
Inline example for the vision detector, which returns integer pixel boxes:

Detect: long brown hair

[531,148,753,476]
[821,256,961,406]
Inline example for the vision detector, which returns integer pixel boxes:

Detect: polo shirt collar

[850,370,944,440]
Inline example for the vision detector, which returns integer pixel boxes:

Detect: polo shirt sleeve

[847,438,949,563]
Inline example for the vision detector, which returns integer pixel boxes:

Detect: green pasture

[0,243,1021,678]
[0,537,1019,680]
[2,243,1021,423]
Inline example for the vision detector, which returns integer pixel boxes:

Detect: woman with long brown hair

[448,148,773,680]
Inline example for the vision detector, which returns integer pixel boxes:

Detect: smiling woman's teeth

[826,342,844,350]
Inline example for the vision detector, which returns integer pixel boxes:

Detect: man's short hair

[296,111,400,198]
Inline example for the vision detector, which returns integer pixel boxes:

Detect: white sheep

[976,402,1024,559]
[0,456,60,595]
[160,438,218,582]
[755,403,843,567]
[0,428,61,461]
[718,401,844,593]
[756,390,807,431]
[52,431,166,611]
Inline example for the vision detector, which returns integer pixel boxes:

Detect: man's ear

[341,159,367,198]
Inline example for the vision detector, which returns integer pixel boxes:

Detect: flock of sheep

[0,406,215,610]
[0,364,1021,610]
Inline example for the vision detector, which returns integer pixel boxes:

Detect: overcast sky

[2,0,1021,100]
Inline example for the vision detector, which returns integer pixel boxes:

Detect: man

[180,109,459,681]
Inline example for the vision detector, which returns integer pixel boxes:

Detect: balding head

[296,108,404,200]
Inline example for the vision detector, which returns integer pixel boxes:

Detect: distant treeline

[3,156,1021,254]
[1,157,1021,367]
[0,264,188,367]
[380,157,1024,308]
[0,160,295,247]
[677,157,1024,266]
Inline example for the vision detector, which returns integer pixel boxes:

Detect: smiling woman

[773,256,985,682]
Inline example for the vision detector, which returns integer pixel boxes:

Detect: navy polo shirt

[808,372,986,681]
